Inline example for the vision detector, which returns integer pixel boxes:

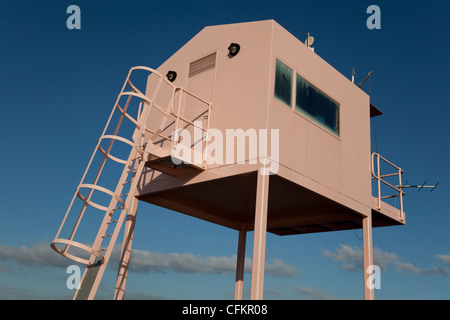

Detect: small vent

[189,52,216,77]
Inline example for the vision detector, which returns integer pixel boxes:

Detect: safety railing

[130,68,213,167]
[123,67,213,164]
[169,87,212,166]
[371,153,405,221]
[51,66,213,265]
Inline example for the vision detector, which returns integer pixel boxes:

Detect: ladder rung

[98,248,107,252]
[127,168,138,173]
[107,220,119,224]
[111,207,124,211]
[102,234,113,238]
[122,181,132,185]
[119,193,128,197]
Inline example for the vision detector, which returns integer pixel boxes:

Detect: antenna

[352,68,355,84]
[358,71,373,88]
[305,32,315,51]
[396,181,440,192]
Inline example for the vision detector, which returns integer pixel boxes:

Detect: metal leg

[234,230,247,300]
[114,196,138,300]
[363,213,374,300]
[250,170,270,300]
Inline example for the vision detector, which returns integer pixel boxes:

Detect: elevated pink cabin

[138,19,404,235]
[51,19,405,300]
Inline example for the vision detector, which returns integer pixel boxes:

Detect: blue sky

[0,0,449,300]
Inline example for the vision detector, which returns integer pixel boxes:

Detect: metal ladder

[73,140,149,300]
[51,66,212,299]
[51,67,171,299]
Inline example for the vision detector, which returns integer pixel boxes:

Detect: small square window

[296,74,340,136]
[274,59,293,107]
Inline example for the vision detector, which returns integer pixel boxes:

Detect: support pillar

[114,196,138,300]
[234,230,247,300]
[250,170,270,300]
[363,213,374,300]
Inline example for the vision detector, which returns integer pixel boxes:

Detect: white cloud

[116,247,297,278]
[322,244,449,277]
[295,286,336,300]
[322,244,363,272]
[263,288,284,298]
[394,262,449,276]
[0,264,15,274]
[437,254,450,266]
[264,258,297,278]
[124,249,242,274]
[0,243,69,268]
[0,243,297,278]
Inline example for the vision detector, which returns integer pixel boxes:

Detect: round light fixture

[228,43,240,57]
[166,71,177,82]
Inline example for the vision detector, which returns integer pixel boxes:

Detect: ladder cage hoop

[50,65,214,299]
[97,134,137,165]
[50,67,169,262]
[51,238,104,265]
[76,183,126,211]
[115,92,153,127]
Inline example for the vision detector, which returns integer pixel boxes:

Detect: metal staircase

[51,66,212,299]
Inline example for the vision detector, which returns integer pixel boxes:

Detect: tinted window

[296,74,340,135]
[274,59,293,107]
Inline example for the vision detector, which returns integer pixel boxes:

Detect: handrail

[120,66,213,166]
[165,85,212,166]
[51,65,213,266]
[371,153,405,221]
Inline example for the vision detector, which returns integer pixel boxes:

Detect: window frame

[295,73,340,137]
[273,58,341,138]
[274,59,294,108]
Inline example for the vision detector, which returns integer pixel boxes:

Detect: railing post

[250,168,270,300]
[398,167,404,221]
[234,229,247,300]
[371,153,405,221]
[376,154,381,209]
[363,213,374,300]
[203,103,212,166]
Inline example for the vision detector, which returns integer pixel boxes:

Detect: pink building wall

[139,20,373,219]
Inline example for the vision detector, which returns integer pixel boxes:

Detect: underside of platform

[138,171,404,235]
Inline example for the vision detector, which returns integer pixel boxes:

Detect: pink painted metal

[363,214,374,300]
[234,230,246,300]
[114,196,138,300]
[371,152,405,221]
[50,66,213,299]
[250,167,270,300]
[51,20,406,300]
